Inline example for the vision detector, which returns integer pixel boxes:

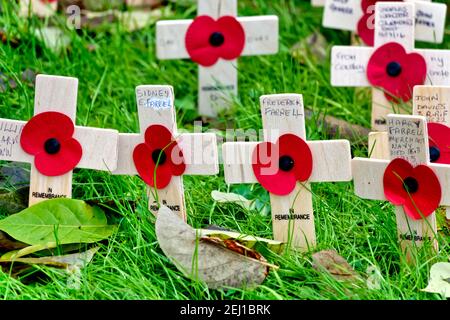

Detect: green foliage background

[0,0,449,299]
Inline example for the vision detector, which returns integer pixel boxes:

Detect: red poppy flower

[383,158,441,220]
[357,0,399,46]
[20,111,82,176]
[367,42,426,102]
[133,125,186,189]
[185,15,245,67]
[252,134,313,196]
[428,123,450,164]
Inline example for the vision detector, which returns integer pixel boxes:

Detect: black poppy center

[279,155,295,172]
[403,176,419,194]
[44,138,61,155]
[209,32,225,47]
[429,146,441,163]
[152,149,167,165]
[386,61,402,77]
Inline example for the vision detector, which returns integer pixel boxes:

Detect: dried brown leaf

[156,206,270,290]
[312,250,361,282]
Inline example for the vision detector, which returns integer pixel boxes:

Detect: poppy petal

[185,15,220,67]
[167,143,186,176]
[133,143,173,189]
[34,138,82,176]
[21,112,75,156]
[383,158,413,206]
[278,134,313,182]
[216,16,245,60]
[252,141,297,195]
[428,123,450,164]
[404,165,442,219]
[357,14,374,46]
[367,42,426,102]
[144,125,175,150]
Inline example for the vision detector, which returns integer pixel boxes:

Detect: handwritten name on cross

[156,0,279,117]
[112,85,219,221]
[0,75,119,205]
[353,114,450,263]
[222,94,352,250]
[322,0,446,44]
[331,2,450,131]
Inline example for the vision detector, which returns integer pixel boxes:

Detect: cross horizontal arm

[331,46,372,87]
[415,49,450,86]
[0,119,31,163]
[223,140,352,184]
[0,118,119,172]
[74,127,119,171]
[156,16,279,60]
[352,158,450,205]
[112,133,218,175]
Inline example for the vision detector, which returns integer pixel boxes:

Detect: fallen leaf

[156,206,271,290]
[312,250,361,282]
[200,229,284,254]
[0,198,117,246]
[290,32,328,64]
[0,247,99,269]
[0,231,28,251]
[1,243,58,260]
[211,190,253,210]
[34,27,71,54]
[422,262,450,298]
[0,187,29,214]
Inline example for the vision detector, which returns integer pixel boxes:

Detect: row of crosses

[1,74,449,265]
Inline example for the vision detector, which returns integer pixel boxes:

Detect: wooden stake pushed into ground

[0,74,119,205]
[331,2,450,131]
[353,114,450,263]
[222,94,352,250]
[156,0,279,117]
[112,85,219,221]
[369,86,450,219]
[322,0,446,44]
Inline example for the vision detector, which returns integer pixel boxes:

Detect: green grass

[0,0,449,300]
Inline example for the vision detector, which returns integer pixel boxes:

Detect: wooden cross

[312,0,325,6]
[323,0,446,44]
[20,0,58,17]
[222,94,352,250]
[112,85,219,221]
[0,75,119,206]
[369,85,450,219]
[331,1,450,131]
[156,0,279,117]
[353,114,450,262]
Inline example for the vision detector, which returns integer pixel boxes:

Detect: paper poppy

[428,123,450,164]
[367,42,427,102]
[252,134,313,196]
[383,158,441,220]
[185,15,245,67]
[20,111,82,177]
[133,125,185,189]
[357,0,398,46]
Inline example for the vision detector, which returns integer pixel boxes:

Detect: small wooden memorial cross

[369,85,450,219]
[156,0,279,117]
[222,94,352,250]
[353,114,450,262]
[323,0,446,44]
[112,85,219,221]
[311,0,325,7]
[20,0,58,17]
[0,75,119,205]
[331,2,450,131]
